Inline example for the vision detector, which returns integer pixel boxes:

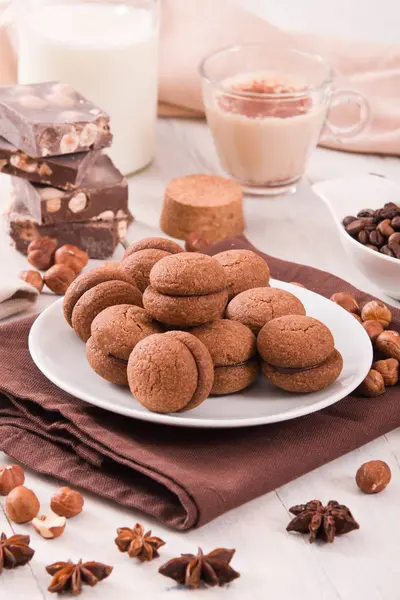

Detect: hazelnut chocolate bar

[0,82,112,158]
[8,200,133,260]
[11,154,128,224]
[0,136,101,190]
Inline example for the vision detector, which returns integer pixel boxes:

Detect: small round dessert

[127,332,214,413]
[190,319,258,395]
[160,174,245,243]
[258,315,343,393]
[91,305,164,360]
[143,252,228,327]
[63,264,142,326]
[226,287,306,334]
[71,280,143,342]
[86,337,129,386]
[121,237,184,292]
[213,249,270,300]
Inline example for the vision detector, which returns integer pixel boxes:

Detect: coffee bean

[377,219,395,237]
[381,245,395,257]
[388,232,400,258]
[365,244,379,252]
[376,202,399,220]
[357,208,376,219]
[345,219,368,236]
[358,230,369,244]
[391,216,400,231]
[369,229,385,247]
[343,216,357,227]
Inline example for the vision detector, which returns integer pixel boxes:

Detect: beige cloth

[0,275,38,320]
[1,0,399,155]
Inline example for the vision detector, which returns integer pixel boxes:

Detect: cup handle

[320,90,371,142]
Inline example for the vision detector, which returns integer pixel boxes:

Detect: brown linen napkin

[0,235,399,531]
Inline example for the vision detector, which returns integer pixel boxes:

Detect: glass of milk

[16,0,159,176]
[200,44,370,196]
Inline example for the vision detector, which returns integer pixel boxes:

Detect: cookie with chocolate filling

[86,336,128,386]
[258,315,342,393]
[127,332,214,413]
[213,249,270,300]
[143,252,228,327]
[190,319,258,395]
[226,287,306,334]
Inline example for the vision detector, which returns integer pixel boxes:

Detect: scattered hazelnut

[184,232,211,253]
[357,369,385,397]
[356,460,391,494]
[32,514,66,539]
[330,292,359,314]
[50,487,84,518]
[5,485,40,523]
[43,264,76,295]
[54,245,89,275]
[289,282,306,288]
[372,358,399,386]
[376,330,400,360]
[362,319,384,342]
[361,300,392,328]
[0,464,25,495]
[27,237,57,270]
[19,270,44,293]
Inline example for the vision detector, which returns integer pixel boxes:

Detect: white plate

[29,280,372,429]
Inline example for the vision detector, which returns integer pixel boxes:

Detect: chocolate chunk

[7,200,133,260]
[0,136,101,190]
[11,154,128,224]
[0,82,112,157]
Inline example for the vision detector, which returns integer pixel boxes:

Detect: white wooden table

[1,2,400,599]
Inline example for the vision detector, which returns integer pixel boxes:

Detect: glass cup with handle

[200,43,370,196]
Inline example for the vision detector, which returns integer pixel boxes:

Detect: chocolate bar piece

[0,82,112,158]
[11,154,128,224]
[0,137,101,190]
[8,201,133,260]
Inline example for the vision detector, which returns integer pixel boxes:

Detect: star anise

[115,523,165,562]
[46,559,113,595]
[286,499,359,543]
[159,547,240,589]
[0,532,35,574]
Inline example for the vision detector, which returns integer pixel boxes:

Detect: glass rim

[198,43,334,99]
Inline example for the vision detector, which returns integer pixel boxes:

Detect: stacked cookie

[63,236,343,414]
[2,82,132,259]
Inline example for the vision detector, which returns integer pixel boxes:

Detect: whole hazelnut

[330,292,359,314]
[50,486,84,518]
[184,232,211,253]
[0,464,25,495]
[358,369,385,397]
[27,237,57,270]
[5,485,40,523]
[19,270,44,293]
[55,244,89,275]
[32,514,66,539]
[361,300,392,328]
[356,460,391,494]
[376,330,400,360]
[43,264,76,295]
[372,358,399,386]
[362,319,384,342]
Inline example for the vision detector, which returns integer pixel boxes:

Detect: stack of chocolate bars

[0,82,132,259]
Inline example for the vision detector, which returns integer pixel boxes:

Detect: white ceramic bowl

[313,175,400,300]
